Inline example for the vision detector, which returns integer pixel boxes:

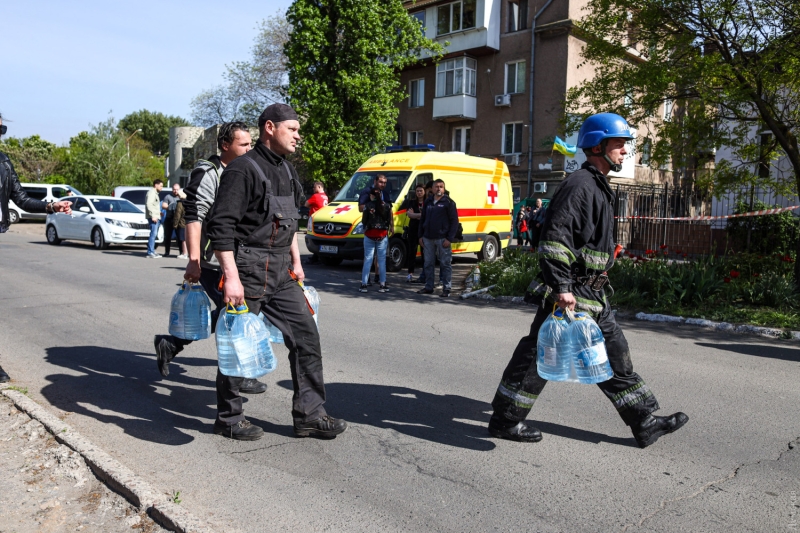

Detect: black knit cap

[258,103,298,132]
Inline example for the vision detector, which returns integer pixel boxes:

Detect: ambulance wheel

[387,237,406,272]
[320,257,343,267]
[478,235,499,262]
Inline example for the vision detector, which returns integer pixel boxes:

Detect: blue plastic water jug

[216,303,277,378]
[536,308,572,381]
[570,313,613,384]
[168,283,188,339]
[183,285,211,340]
[260,314,284,344]
[302,285,320,330]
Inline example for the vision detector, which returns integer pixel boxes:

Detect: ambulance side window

[412,173,433,199]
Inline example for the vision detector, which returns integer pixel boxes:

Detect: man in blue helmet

[487,113,688,448]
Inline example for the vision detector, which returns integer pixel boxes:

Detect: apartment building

[398,0,668,200]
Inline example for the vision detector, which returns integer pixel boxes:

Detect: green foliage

[285,0,444,187]
[477,249,541,294]
[0,135,64,182]
[725,200,799,255]
[64,118,150,195]
[118,109,190,156]
[567,0,800,196]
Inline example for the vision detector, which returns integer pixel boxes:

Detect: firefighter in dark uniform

[206,104,347,441]
[487,113,688,448]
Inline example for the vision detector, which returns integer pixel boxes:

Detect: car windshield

[89,198,141,213]
[333,171,412,203]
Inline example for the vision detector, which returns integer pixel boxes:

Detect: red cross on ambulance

[487,183,498,205]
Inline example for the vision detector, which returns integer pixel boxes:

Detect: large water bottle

[183,284,211,340]
[569,313,613,384]
[216,303,277,378]
[303,285,320,329]
[168,283,188,339]
[260,314,284,344]
[536,308,572,381]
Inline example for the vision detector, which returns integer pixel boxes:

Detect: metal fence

[612,183,799,257]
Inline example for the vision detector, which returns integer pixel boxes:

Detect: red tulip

[730,270,740,278]
[724,277,731,283]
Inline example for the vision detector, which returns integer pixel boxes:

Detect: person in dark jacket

[530,199,546,247]
[399,184,426,282]
[0,113,72,383]
[488,113,688,448]
[358,174,393,293]
[417,179,459,297]
[207,104,347,441]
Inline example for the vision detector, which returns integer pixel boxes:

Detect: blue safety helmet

[576,113,635,149]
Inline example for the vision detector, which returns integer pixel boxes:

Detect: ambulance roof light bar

[384,144,436,153]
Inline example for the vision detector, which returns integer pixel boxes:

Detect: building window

[663,99,674,121]
[436,58,477,97]
[638,138,651,166]
[503,122,524,154]
[453,127,471,153]
[409,79,425,108]
[437,0,477,35]
[508,0,528,32]
[408,131,424,145]
[505,60,526,94]
[411,11,425,35]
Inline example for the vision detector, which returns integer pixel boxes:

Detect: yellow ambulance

[305,146,513,270]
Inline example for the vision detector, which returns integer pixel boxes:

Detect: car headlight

[352,222,364,235]
[105,218,132,228]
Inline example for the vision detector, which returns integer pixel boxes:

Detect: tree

[64,118,149,195]
[118,109,191,156]
[567,0,800,278]
[285,0,443,187]
[0,135,63,182]
[190,13,290,127]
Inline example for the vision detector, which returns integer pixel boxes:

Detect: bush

[726,199,799,255]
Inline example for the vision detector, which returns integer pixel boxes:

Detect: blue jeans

[147,221,161,255]
[361,236,387,285]
[422,238,452,291]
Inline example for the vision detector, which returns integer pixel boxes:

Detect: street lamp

[126,129,143,158]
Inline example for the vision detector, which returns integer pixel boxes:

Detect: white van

[112,186,171,213]
[7,183,82,223]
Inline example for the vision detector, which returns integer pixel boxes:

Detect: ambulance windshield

[333,171,412,203]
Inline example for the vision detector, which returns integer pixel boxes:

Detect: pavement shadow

[695,341,800,362]
[41,345,220,446]
[276,379,496,451]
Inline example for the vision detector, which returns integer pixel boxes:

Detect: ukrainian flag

[553,136,577,157]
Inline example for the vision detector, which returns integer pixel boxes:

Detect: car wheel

[320,257,344,267]
[92,227,108,250]
[46,225,61,245]
[387,237,406,272]
[8,210,19,224]
[477,235,499,262]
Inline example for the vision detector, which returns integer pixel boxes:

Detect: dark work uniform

[399,196,424,273]
[491,162,660,427]
[206,143,325,426]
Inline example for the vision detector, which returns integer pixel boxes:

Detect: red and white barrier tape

[615,205,799,221]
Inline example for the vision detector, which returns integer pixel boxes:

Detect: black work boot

[0,365,10,383]
[294,415,348,438]
[213,419,264,441]
[153,335,181,377]
[632,412,689,448]
[488,415,543,443]
[240,379,267,394]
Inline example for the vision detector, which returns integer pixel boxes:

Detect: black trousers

[405,237,419,273]
[216,248,326,427]
[161,216,175,256]
[491,288,659,427]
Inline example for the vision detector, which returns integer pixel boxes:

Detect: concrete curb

[0,387,216,533]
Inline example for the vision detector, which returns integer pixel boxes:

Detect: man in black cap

[207,103,348,440]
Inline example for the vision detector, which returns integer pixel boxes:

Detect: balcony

[432,95,477,121]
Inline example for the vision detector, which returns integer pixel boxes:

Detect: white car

[112,186,170,213]
[7,183,82,223]
[45,195,164,249]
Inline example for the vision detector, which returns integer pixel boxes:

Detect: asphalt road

[1,222,798,533]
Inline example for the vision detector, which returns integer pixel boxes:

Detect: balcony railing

[432,95,477,121]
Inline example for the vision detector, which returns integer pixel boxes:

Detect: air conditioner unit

[533,182,547,193]
[505,154,520,166]
[494,94,511,107]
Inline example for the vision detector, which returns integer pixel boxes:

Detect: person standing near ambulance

[488,113,688,448]
[207,104,347,440]
[305,181,328,265]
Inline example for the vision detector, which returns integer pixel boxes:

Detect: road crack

[229,442,297,454]
[621,436,800,532]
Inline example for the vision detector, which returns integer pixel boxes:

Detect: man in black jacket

[488,113,688,448]
[0,113,72,383]
[207,104,347,441]
[417,179,458,297]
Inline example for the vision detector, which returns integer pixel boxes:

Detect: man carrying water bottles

[487,113,688,448]
[207,103,347,441]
